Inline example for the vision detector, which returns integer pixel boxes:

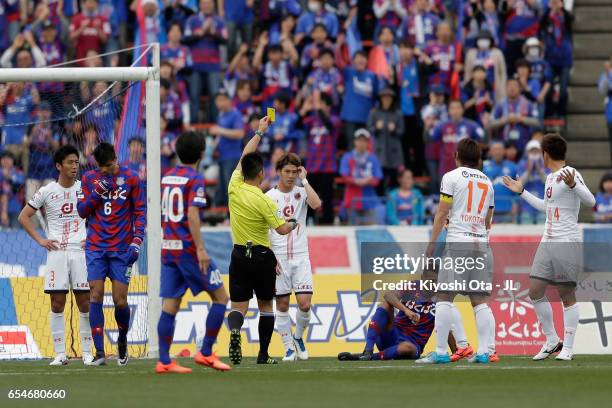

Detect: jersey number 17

[466,181,489,214]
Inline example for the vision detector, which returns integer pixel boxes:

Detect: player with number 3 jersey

[156,131,230,374]
[504,134,596,362]
[77,143,146,366]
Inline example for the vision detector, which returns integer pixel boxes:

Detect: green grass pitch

[2,356,611,407]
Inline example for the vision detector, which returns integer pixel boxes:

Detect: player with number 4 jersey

[156,131,230,374]
[77,143,146,367]
[504,134,596,362]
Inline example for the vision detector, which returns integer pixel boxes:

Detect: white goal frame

[0,43,162,358]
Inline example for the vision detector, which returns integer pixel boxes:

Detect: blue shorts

[86,250,132,285]
[160,258,224,299]
[377,326,423,359]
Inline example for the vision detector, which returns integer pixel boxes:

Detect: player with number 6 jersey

[77,143,146,367]
[156,131,230,374]
[503,134,596,362]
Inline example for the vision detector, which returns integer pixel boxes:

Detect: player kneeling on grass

[156,131,231,374]
[266,153,322,361]
[338,269,456,361]
[18,145,94,366]
[77,143,146,366]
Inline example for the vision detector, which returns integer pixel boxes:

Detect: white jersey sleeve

[266,186,309,258]
[30,181,87,251]
[543,167,594,241]
[442,167,494,242]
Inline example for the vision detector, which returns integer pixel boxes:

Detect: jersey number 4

[162,186,184,223]
[466,181,489,214]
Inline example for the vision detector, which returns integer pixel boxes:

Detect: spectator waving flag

[116,0,148,163]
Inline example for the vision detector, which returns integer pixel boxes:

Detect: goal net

[0,49,160,360]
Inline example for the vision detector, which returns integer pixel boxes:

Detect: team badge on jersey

[294,192,301,200]
[117,177,125,186]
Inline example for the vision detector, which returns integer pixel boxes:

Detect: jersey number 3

[162,186,184,223]
[466,181,489,214]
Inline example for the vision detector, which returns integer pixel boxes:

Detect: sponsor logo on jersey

[60,202,74,214]
[546,186,552,199]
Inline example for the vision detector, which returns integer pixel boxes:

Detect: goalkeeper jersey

[77,166,146,251]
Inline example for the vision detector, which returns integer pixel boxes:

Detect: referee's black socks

[258,311,275,359]
[227,310,244,331]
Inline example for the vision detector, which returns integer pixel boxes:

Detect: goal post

[0,43,161,358]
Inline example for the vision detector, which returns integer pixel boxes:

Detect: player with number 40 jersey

[156,131,230,374]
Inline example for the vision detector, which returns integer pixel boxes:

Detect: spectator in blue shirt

[340,50,379,150]
[517,139,549,224]
[594,171,612,223]
[386,169,425,225]
[597,59,612,163]
[210,90,245,206]
[523,37,552,120]
[222,0,254,60]
[269,91,303,153]
[0,151,25,229]
[295,0,339,45]
[483,141,518,222]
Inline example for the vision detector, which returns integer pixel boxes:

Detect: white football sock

[275,311,294,351]
[50,311,66,356]
[435,301,453,355]
[450,303,469,348]
[295,309,311,340]
[79,312,93,354]
[474,304,493,355]
[562,303,579,351]
[532,296,559,346]
[488,308,497,354]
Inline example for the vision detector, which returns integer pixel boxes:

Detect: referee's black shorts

[229,244,277,302]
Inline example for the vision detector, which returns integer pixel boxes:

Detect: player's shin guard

[79,312,93,355]
[372,345,399,361]
[50,311,66,356]
[227,310,244,331]
[258,311,275,359]
[562,303,579,351]
[201,303,226,357]
[276,311,294,351]
[89,302,105,355]
[365,307,389,352]
[157,311,176,365]
[435,301,453,355]
[474,304,493,355]
[532,296,559,346]
[114,306,131,342]
[450,303,469,348]
[295,309,311,340]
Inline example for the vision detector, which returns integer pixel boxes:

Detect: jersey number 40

[162,186,185,223]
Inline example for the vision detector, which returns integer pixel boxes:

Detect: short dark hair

[353,50,367,60]
[268,44,283,54]
[53,145,79,166]
[274,91,292,108]
[276,152,301,171]
[319,48,334,59]
[541,133,567,161]
[456,138,481,168]
[515,58,530,70]
[319,92,333,107]
[93,142,116,166]
[176,131,205,164]
[241,152,264,180]
[312,23,327,33]
[398,39,414,49]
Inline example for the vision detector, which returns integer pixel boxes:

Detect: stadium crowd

[0,0,609,227]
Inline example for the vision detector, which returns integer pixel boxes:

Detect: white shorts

[437,244,493,294]
[45,251,90,293]
[275,255,313,297]
[531,241,582,285]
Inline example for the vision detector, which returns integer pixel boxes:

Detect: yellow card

[267,107,276,123]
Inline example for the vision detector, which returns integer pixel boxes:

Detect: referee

[226,115,297,365]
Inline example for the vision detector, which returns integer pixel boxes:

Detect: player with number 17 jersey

[161,166,223,296]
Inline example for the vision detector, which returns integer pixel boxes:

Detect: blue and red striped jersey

[77,166,146,251]
[395,290,435,350]
[161,166,207,262]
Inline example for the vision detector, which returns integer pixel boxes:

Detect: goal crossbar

[0,45,162,359]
